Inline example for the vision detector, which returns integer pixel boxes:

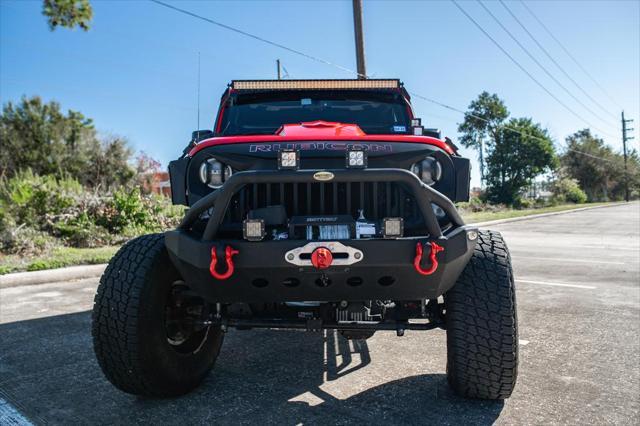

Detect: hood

[188,121,454,157]
[277,121,366,137]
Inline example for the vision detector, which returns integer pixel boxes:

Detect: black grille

[223,182,420,223]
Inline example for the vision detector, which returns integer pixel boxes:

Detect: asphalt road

[1,203,638,425]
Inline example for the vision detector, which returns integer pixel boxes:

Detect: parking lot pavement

[0,203,638,425]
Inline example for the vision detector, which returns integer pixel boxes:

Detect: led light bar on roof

[231,79,400,90]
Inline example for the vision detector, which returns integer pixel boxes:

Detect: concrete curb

[1,202,633,289]
[469,202,630,227]
[0,264,106,289]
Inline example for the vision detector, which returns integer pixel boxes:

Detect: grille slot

[224,182,420,223]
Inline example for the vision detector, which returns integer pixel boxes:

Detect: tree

[457,92,509,183]
[621,150,640,200]
[0,96,97,178]
[562,129,640,201]
[87,136,135,190]
[458,92,557,206]
[42,0,93,31]
[484,118,558,205]
[135,151,163,194]
[0,96,134,189]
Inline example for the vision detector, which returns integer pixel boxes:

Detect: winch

[244,205,384,242]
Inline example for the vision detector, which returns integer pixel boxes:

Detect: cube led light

[382,217,404,239]
[243,219,266,241]
[278,149,299,170]
[346,148,367,169]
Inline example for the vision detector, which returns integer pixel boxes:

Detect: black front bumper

[166,167,476,303]
[166,226,475,303]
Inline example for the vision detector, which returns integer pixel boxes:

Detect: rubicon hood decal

[249,142,393,153]
[188,135,454,157]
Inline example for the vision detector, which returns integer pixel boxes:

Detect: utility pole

[352,0,367,79]
[622,111,635,202]
[276,59,281,80]
[479,139,485,186]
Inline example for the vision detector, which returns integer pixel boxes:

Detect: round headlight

[199,158,232,188]
[411,156,442,186]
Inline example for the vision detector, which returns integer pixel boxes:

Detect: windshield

[219,91,410,136]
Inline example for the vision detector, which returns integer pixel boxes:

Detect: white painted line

[573,245,639,252]
[519,339,530,346]
[516,279,597,290]
[512,256,626,265]
[0,397,32,426]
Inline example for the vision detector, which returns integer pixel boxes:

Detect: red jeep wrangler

[91,79,518,400]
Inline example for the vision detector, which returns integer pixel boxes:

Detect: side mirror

[192,130,214,142]
[182,130,215,157]
[423,128,441,139]
[444,136,459,153]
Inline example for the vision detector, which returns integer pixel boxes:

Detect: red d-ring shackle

[209,246,239,280]
[414,241,444,276]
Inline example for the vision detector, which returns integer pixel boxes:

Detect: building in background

[140,171,171,196]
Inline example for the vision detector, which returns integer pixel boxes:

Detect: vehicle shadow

[0,311,504,425]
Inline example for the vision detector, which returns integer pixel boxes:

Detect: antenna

[197,51,201,133]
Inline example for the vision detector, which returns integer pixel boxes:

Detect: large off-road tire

[91,234,224,397]
[444,230,518,400]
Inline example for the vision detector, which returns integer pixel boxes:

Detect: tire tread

[91,234,166,396]
[445,230,518,400]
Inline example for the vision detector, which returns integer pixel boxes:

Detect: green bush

[96,189,183,235]
[513,197,535,209]
[0,169,82,228]
[457,196,507,215]
[0,170,183,256]
[53,213,115,248]
[552,178,587,204]
[0,224,58,256]
[105,188,151,232]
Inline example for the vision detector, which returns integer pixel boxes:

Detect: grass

[0,202,617,275]
[462,202,610,223]
[0,246,119,275]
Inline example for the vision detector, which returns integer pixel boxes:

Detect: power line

[150,0,615,164]
[466,0,618,138]
[519,0,624,110]
[149,0,366,79]
[409,92,614,163]
[449,1,593,132]
[478,0,617,130]
[499,0,619,123]
[197,51,201,131]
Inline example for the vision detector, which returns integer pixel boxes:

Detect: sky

[1,0,639,187]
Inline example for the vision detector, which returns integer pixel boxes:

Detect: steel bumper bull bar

[166,168,477,303]
[178,168,466,240]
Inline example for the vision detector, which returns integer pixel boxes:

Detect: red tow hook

[209,246,239,280]
[414,242,445,276]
